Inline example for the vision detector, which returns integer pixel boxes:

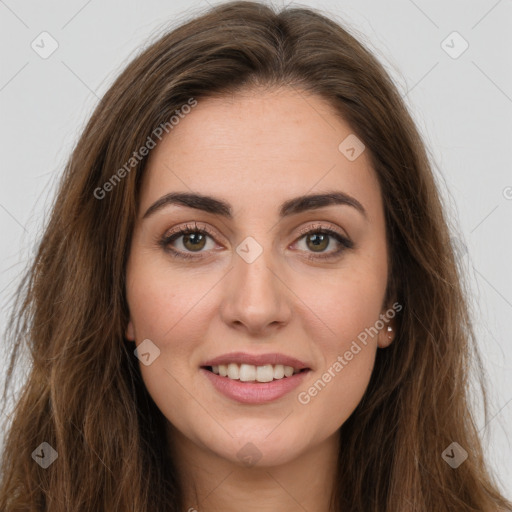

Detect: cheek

[291,261,385,418]
[294,262,387,353]
[294,284,379,430]
[125,259,211,434]
[125,253,219,343]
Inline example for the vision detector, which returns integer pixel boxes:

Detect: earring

[387,325,393,339]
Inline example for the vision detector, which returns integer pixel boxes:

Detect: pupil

[308,233,327,251]
[184,233,205,250]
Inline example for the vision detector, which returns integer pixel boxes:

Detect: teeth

[209,363,302,382]
[284,365,294,377]
[256,365,274,382]
[273,364,285,379]
[227,363,239,380]
[239,363,256,382]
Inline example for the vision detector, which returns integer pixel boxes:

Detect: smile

[201,367,311,404]
[206,363,305,382]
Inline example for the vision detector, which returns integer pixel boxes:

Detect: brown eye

[305,233,330,252]
[294,225,354,261]
[159,222,218,260]
[181,232,207,252]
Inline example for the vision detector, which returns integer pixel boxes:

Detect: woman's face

[125,87,395,467]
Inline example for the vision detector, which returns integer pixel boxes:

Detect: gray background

[0,0,511,498]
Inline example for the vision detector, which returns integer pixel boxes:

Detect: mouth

[200,364,311,404]
[202,364,310,383]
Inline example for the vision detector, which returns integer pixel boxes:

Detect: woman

[1,1,510,510]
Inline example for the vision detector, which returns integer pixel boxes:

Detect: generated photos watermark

[93,97,197,200]
[297,301,402,405]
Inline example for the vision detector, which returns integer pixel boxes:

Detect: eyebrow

[142,190,367,221]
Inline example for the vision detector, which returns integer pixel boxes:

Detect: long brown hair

[1,1,510,510]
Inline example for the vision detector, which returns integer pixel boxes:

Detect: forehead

[140,87,383,224]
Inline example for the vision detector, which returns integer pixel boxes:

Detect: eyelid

[295,222,348,240]
[161,221,224,245]
[292,222,354,260]
[155,223,213,262]
[163,221,213,238]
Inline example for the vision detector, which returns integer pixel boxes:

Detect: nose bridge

[220,233,291,333]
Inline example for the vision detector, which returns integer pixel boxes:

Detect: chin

[198,423,311,468]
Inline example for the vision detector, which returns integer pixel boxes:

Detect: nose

[219,240,292,337]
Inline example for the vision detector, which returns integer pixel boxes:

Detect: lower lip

[200,368,310,404]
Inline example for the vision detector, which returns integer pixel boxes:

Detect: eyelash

[158,221,354,261]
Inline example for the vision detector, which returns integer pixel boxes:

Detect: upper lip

[201,352,311,370]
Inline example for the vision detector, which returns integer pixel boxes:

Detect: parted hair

[1,1,510,510]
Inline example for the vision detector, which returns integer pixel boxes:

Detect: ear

[125,320,136,342]
[377,298,400,348]
[377,318,396,348]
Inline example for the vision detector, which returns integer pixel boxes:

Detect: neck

[167,425,340,512]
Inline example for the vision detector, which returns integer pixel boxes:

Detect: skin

[125,86,396,512]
